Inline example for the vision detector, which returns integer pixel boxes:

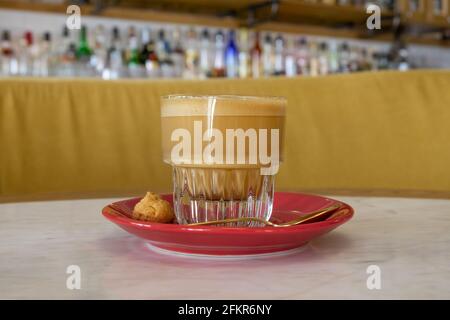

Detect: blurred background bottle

[262,33,273,77]
[1,30,14,76]
[199,28,211,79]
[183,28,199,79]
[273,34,285,76]
[76,25,93,77]
[212,30,225,77]
[225,30,238,78]
[250,32,262,78]
[238,28,250,79]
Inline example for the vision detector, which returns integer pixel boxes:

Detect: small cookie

[133,192,175,223]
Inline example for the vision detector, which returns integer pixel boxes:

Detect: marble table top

[0,195,449,299]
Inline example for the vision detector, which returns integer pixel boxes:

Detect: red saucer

[102,192,354,256]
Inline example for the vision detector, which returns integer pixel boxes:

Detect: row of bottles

[1,30,53,77]
[0,25,408,79]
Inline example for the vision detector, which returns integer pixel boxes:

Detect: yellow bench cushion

[1,70,450,201]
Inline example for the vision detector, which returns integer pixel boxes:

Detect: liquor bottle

[171,28,185,78]
[91,25,107,75]
[139,28,152,64]
[124,26,136,63]
[199,28,211,78]
[338,42,351,73]
[348,45,359,72]
[17,31,34,76]
[104,26,124,79]
[59,26,72,55]
[127,26,142,78]
[273,34,285,76]
[284,37,297,77]
[374,50,389,70]
[144,41,159,78]
[328,42,339,74]
[397,46,410,71]
[110,26,123,54]
[76,25,93,76]
[262,33,273,77]
[37,32,52,76]
[212,30,225,77]
[250,32,262,78]
[137,29,158,78]
[56,26,75,77]
[65,43,77,76]
[127,36,141,77]
[318,42,329,75]
[296,37,309,76]
[1,30,15,76]
[183,28,199,79]
[358,48,372,71]
[156,29,168,61]
[156,29,174,78]
[76,25,92,61]
[238,28,250,78]
[225,30,238,78]
[366,46,376,71]
[309,41,319,77]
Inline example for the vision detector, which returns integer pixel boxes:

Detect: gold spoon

[187,203,341,227]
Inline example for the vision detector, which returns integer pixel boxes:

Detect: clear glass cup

[161,95,286,226]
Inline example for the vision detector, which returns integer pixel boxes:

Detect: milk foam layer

[161,95,286,117]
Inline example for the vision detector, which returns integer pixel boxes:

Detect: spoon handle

[188,203,341,227]
[273,203,341,227]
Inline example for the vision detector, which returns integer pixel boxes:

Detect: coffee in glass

[161,95,286,226]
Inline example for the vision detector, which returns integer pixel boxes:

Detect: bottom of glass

[172,166,274,227]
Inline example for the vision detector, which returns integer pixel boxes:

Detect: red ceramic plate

[102,192,353,256]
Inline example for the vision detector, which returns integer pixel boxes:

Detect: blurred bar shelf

[0,0,448,48]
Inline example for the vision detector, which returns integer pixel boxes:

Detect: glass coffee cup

[161,95,286,226]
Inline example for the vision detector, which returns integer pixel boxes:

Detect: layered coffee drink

[161,95,286,226]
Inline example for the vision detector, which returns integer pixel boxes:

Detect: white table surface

[1,195,449,299]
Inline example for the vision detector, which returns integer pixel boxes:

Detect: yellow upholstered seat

[1,70,450,201]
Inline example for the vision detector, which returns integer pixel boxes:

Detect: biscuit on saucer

[133,192,175,223]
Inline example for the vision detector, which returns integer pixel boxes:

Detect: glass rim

[161,94,287,102]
